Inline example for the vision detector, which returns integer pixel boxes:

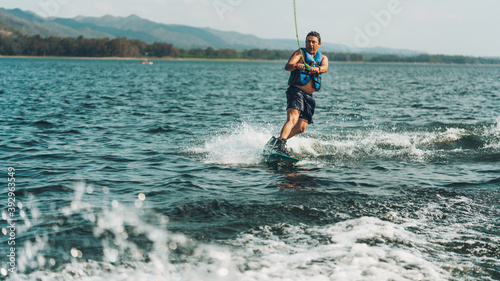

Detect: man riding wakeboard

[266,31,329,156]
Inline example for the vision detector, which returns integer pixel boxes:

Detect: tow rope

[293,0,312,71]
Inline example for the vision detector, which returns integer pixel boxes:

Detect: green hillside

[0,7,423,54]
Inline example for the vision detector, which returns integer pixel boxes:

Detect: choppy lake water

[1,58,499,280]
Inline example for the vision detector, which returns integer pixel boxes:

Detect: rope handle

[293,64,320,74]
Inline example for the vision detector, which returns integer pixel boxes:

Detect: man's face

[305,36,321,54]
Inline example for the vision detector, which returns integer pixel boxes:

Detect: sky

[1,0,499,57]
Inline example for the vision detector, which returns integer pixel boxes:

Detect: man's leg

[287,118,308,139]
[279,108,301,140]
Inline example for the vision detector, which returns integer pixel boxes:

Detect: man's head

[306,31,321,44]
[305,31,321,55]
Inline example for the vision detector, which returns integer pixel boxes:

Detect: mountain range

[0,8,421,55]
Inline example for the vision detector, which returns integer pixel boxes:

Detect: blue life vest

[288,48,323,91]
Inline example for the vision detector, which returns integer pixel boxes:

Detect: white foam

[14,218,452,281]
[10,182,489,281]
[192,122,275,165]
[296,129,430,162]
[227,218,450,281]
[189,119,499,165]
[483,117,500,149]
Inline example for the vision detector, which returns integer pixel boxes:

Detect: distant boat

[140,59,153,65]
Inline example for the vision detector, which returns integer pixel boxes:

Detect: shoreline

[0,55,273,62]
[1,55,499,66]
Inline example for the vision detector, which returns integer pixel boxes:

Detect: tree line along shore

[1,34,499,65]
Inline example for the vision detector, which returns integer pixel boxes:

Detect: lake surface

[1,58,499,280]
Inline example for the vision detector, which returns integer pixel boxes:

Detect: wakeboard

[263,153,300,163]
[262,137,300,163]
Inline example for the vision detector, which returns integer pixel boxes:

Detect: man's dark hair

[306,31,321,43]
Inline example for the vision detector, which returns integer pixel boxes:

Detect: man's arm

[284,50,303,71]
[318,55,329,74]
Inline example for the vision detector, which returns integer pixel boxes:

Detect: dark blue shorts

[286,86,316,124]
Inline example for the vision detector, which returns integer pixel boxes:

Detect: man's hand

[295,63,306,71]
[294,63,319,74]
[309,67,320,74]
